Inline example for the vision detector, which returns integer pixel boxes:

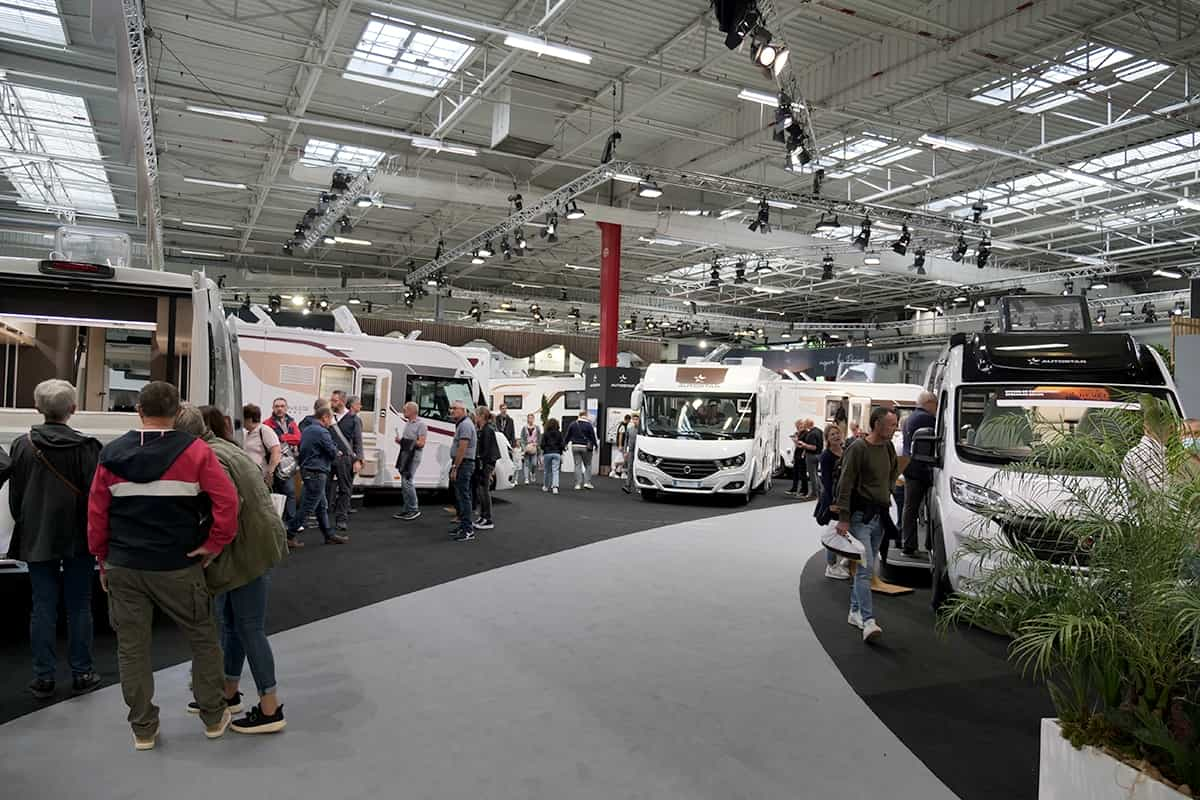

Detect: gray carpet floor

[0,504,960,800]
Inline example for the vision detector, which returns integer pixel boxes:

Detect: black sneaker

[72,672,102,695]
[398,511,420,521]
[231,704,286,734]
[474,518,494,530]
[28,678,55,700]
[188,691,243,715]
[451,531,475,542]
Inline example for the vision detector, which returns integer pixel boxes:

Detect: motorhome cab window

[641,393,755,439]
[955,385,1174,464]
[319,365,355,400]
[502,395,523,410]
[408,376,473,421]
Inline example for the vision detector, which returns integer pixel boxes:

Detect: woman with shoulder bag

[815,424,852,580]
[177,406,288,734]
[519,413,541,486]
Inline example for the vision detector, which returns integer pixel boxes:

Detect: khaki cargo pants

[105,564,225,735]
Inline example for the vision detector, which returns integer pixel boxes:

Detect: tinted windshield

[641,392,755,439]
[955,384,1175,464]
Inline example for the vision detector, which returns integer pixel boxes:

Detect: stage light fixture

[515,230,528,250]
[812,168,825,197]
[734,262,748,283]
[708,267,722,288]
[976,298,987,310]
[971,201,987,224]
[1174,300,1187,316]
[282,241,294,256]
[507,193,524,211]
[565,200,585,220]
[851,216,871,251]
[754,257,772,274]
[891,224,911,256]
[814,211,839,230]
[337,216,354,235]
[321,233,337,245]
[912,248,927,274]
[951,234,968,263]
[478,240,494,258]
[637,178,663,199]
[1119,303,1134,318]
[1089,279,1109,291]
[471,251,484,265]
[975,235,991,269]
[1062,280,1075,296]
[318,295,330,311]
[348,294,361,305]
[1095,308,1107,326]
[354,196,374,208]
[748,198,771,234]
[1142,302,1158,323]
[820,253,835,282]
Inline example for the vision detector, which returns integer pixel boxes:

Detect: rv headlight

[715,453,746,468]
[950,477,1007,514]
[637,448,658,464]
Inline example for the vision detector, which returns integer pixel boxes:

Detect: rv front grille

[654,458,720,479]
[999,516,1090,566]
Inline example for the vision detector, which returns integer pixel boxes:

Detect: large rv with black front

[908,295,1181,607]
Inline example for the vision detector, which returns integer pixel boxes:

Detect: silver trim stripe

[109,480,202,497]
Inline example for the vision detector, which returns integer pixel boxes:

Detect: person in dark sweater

[900,391,938,556]
[326,391,363,532]
[87,381,239,750]
[540,418,565,494]
[564,411,600,490]
[8,379,103,700]
[473,406,501,529]
[816,424,850,581]
[834,406,899,645]
[290,404,347,546]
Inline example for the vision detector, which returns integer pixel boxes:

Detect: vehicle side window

[407,376,473,421]
[319,365,355,400]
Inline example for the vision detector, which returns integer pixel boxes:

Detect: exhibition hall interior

[2,0,1200,798]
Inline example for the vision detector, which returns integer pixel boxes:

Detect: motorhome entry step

[883,549,932,571]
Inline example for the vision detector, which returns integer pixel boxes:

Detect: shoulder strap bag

[30,439,84,497]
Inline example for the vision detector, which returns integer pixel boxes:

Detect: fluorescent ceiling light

[186,105,267,123]
[181,220,234,230]
[718,209,742,220]
[512,282,544,289]
[333,237,372,246]
[1154,268,1184,279]
[637,236,683,246]
[178,249,226,258]
[1050,169,1108,188]
[751,285,785,295]
[680,209,705,216]
[185,177,248,190]
[862,256,881,266]
[1178,198,1200,212]
[833,295,858,303]
[737,88,780,107]
[410,136,477,157]
[0,313,155,330]
[608,172,641,184]
[504,34,591,64]
[905,304,930,312]
[565,263,600,271]
[917,134,978,153]
[745,196,798,210]
[1073,255,1106,265]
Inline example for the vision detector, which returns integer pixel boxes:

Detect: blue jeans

[522,452,538,483]
[273,472,296,523]
[572,446,592,486]
[215,573,276,696]
[28,556,95,680]
[291,470,332,540]
[401,471,419,515]
[543,453,561,489]
[453,460,475,534]
[849,511,885,622]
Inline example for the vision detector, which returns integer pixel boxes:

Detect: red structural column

[598,221,621,367]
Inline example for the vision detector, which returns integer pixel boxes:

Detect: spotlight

[500,237,513,259]
[1142,302,1158,323]
[971,201,987,224]
[1062,280,1075,296]
[507,192,524,211]
[354,196,374,208]
[568,306,580,319]
[1089,279,1109,291]
[975,298,987,310]
[637,178,663,199]
[812,168,825,196]
[469,302,482,322]
[321,233,336,245]
[913,248,927,275]
[267,294,282,313]
[820,253,835,282]
[471,250,484,265]
[348,294,361,305]
[282,241,294,256]
[708,266,722,288]
[748,198,771,234]
[1095,308,1107,326]
[318,295,330,311]
[752,35,777,68]
[891,224,911,256]
[515,230,528,250]
[851,216,871,251]
[403,289,415,308]
[303,207,320,223]
[975,235,991,269]
[478,240,494,258]
[530,303,544,322]
[1174,300,1187,316]
[953,292,968,304]
[291,293,307,307]
[330,169,352,193]
[734,262,748,283]
[1119,303,1134,318]
[951,234,968,263]
[540,213,558,242]
[814,211,839,230]
[754,257,772,274]
[565,200,585,220]
[337,216,353,235]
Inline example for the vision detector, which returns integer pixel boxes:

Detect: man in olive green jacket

[176,408,288,734]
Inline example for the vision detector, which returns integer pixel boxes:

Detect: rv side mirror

[910,427,940,465]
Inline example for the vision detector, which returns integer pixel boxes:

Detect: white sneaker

[825,563,851,580]
[862,619,883,643]
[583,483,595,490]
[574,485,582,491]
[541,486,548,492]
[847,610,864,629]
[552,488,559,494]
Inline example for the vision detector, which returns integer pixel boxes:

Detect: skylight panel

[0,0,67,45]
[301,138,384,169]
[344,14,475,97]
[0,85,117,218]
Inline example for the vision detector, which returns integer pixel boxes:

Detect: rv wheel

[930,516,954,611]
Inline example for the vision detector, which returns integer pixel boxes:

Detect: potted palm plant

[940,396,1200,799]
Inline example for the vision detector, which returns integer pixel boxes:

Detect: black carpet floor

[0,479,790,725]
[798,551,1054,800]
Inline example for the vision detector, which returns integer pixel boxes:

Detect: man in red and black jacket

[88,381,239,751]
[265,396,301,523]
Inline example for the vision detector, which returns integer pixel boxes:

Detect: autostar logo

[675,367,726,384]
[1028,357,1087,366]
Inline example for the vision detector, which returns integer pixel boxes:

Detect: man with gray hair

[392,401,427,521]
[327,390,363,531]
[7,379,103,700]
[448,400,477,541]
[900,390,938,557]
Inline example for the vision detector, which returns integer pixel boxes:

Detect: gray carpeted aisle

[0,505,959,800]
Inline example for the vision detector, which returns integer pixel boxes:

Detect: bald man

[900,391,938,556]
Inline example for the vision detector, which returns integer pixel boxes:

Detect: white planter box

[1039,718,1190,800]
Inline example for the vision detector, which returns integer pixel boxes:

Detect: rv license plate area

[673,479,702,489]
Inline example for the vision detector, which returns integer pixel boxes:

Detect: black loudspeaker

[1192,277,1199,319]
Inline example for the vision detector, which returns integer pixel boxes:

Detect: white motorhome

[631,358,779,502]
[907,296,1182,608]
[235,313,515,494]
[0,257,239,573]
[490,374,586,429]
[775,379,926,472]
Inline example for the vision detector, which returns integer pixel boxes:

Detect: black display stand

[583,366,643,475]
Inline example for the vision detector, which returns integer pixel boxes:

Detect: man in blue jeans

[289,405,349,546]
[448,400,477,542]
[834,406,900,644]
[6,379,103,699]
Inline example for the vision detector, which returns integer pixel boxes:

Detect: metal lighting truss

[122,0,163,270]
[754,0,820,166]
[300,170,373,252]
